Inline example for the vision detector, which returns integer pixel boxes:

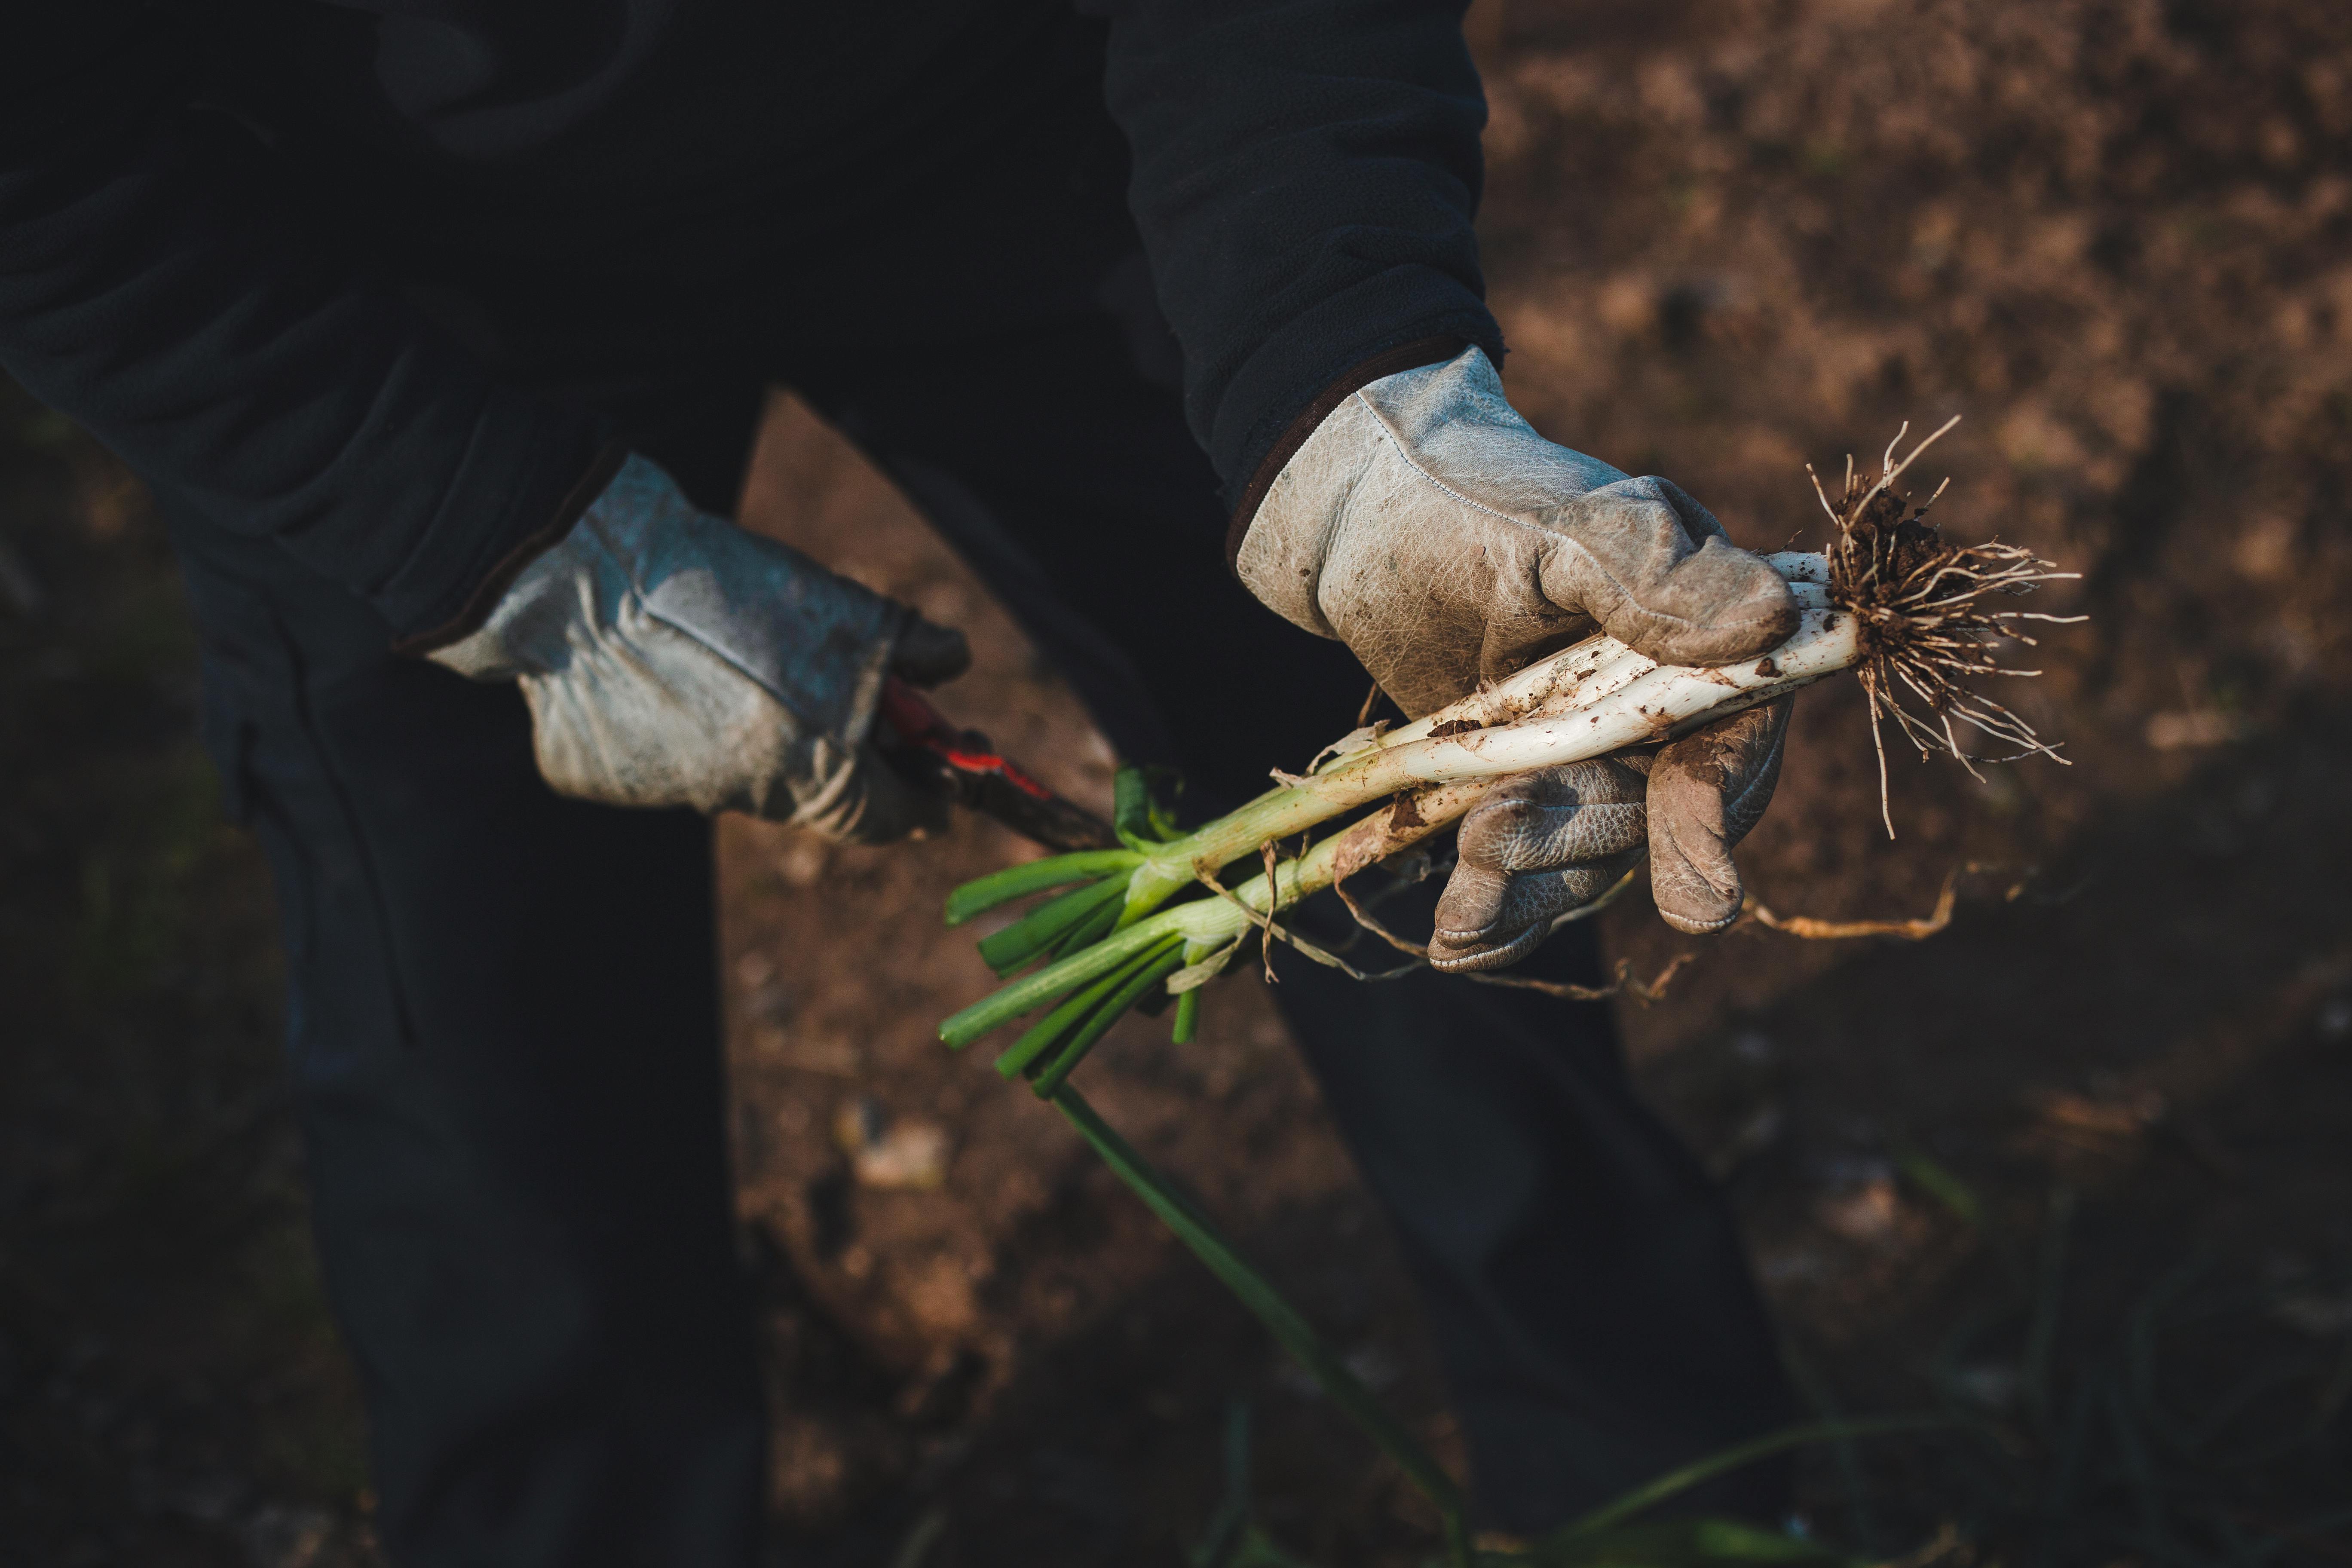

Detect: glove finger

[1646,696,1792,934]
[891,615,971,688]
[1430,855,1640,972]
[1537,475,1798,669]
[1428,759,1650,971]
[1452,759,1649,874]
[794,742,954,846]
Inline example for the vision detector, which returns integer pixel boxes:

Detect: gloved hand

[428,454,969,844]
[1236,346,1797,960]
[1426,701,1791,967]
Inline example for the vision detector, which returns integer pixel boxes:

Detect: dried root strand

[1808,418,2082,837]
[1743,870,1958,941]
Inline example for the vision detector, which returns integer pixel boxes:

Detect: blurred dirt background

[6,0,2352,1563]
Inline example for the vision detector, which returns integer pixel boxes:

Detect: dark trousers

[168,119,1789,1565]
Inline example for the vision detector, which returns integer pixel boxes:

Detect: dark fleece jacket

[0,0,1500,644]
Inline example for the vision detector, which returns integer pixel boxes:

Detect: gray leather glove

[1428,701,1791,967]
[429,454,969,844]
[1236,347,1798,959]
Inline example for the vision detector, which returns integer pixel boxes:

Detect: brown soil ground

[6,1,2352,1565]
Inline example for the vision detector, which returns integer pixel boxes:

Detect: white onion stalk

[1108,562,1848,916]
[940,421,2078,1082]
[940,563,1847,1048]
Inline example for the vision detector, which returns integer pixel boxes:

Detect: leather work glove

[429,454,969,843]
[1236,346,1798,963]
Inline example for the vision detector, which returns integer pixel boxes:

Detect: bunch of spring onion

[938,421,2078,1092]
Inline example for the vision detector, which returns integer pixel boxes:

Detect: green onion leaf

[991,937,1177,1080]
[1048,1085,1473,1558]
[943,849,1139,926]
[939,917,1169,1048]
[1030,941,1188,1097]
[977,876,1126,976]
[1048,888,1126,960]
[1114,765,1187,848]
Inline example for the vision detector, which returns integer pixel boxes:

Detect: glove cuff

[1234,343,1537,639]
[392,444,630,658]
[1224,336,1469,572]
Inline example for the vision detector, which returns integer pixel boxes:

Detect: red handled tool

[878,677,1118,852]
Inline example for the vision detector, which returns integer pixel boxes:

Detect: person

[3,2,1800,1560]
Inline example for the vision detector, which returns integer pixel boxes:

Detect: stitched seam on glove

[1721,760,1776,828]
[572,503,792,711]
[625,583,902,751]
[1354,389,1547,533]
[1346,391,1656,637]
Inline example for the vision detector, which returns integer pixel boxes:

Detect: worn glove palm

[1237,347,1797,960]
[429,455,968,844]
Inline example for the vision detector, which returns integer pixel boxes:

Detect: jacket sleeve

[1082,0,1503,509]
[0,6,610,647]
